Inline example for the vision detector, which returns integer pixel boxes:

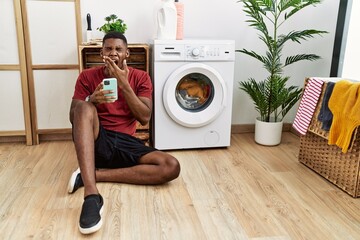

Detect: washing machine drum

[163,63,227,128]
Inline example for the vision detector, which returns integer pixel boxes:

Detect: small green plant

[97,14,127,34]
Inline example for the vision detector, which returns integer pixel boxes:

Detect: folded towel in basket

[292,78,324,135]
[328,80,360,153]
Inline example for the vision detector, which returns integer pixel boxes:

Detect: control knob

[191,48,200,57]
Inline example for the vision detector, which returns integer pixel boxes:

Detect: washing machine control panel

[185,44,234,61]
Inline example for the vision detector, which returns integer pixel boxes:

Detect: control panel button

[192,48,200,56]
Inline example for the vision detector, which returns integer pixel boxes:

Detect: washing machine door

[163,63,227,128]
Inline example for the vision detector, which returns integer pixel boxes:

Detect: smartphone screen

[102,78,118,101]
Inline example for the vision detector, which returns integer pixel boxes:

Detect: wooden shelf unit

[78,44,151,145]
[79,44,149,72]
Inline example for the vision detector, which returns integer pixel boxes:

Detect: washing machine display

[153,40,235,150]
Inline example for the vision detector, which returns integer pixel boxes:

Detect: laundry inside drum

[175,73,214,112]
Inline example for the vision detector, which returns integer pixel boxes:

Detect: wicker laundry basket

[298,80,360,197]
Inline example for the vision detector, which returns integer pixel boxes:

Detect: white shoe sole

[78,204,104,234]
[67,168,80,193]
[79,219,103,235]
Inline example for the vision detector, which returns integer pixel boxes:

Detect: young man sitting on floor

[68,31,180,235]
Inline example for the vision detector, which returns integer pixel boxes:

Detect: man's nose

[109,49,117,56]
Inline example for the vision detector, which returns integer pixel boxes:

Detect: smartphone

[102,78,118,101]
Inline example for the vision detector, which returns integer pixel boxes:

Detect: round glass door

[175,73,214,112]
[163,63,227,127]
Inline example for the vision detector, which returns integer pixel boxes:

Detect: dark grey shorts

[94,125,157,168]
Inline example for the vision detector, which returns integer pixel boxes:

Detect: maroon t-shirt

[72,66,153,136]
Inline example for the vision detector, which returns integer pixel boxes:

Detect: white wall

[340,0,360,79]
[80,0,340,124]
[0,0,25,131]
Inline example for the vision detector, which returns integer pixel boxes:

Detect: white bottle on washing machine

[156,0,177,40]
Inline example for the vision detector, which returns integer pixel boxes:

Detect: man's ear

[100,49,104,57]
[126,49,130,57]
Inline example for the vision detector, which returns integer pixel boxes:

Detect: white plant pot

[254,117,283,146]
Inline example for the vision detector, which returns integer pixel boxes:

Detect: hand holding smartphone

[102,78,118,102]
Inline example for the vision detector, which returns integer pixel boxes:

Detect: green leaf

[236,49,267,64]
[284,54,321,66]
[278,29,328,47]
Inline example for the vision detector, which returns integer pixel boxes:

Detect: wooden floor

[1,133,360,240]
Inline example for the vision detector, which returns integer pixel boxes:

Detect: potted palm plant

[237,0,328,145]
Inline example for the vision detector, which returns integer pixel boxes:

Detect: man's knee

[161,155,180,183]
[139,151,180,184]
[73,102,97,122]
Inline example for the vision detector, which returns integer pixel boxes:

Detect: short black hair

[102,31,128,46]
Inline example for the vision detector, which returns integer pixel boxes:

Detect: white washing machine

[152,39,235,150]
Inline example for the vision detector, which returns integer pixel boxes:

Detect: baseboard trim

[0,124,300,144]
[231,123,294,134]
[0,135,27,143]
[39,133,72,142]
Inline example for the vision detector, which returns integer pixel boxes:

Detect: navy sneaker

[79,194,104,234]
[67,168,84,194]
